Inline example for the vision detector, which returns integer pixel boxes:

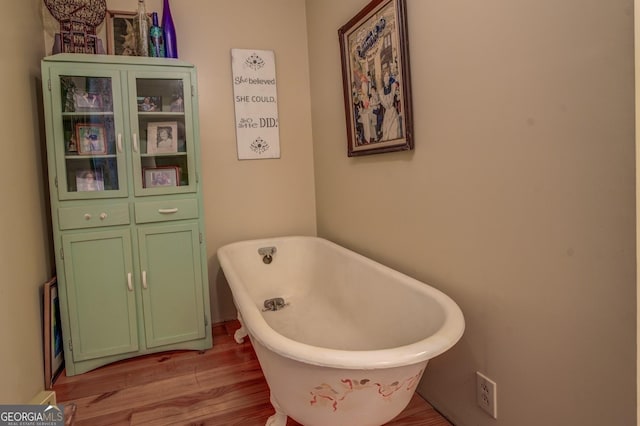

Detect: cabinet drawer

[59,203,130,230]
[135,199,198,224]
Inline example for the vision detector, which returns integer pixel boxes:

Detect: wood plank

[55,320,452,425]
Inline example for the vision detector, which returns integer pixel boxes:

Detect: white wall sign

[231,49,280,159]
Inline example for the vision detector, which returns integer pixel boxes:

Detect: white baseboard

[29,390,57,405]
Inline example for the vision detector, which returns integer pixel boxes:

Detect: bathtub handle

[258,246,277,264]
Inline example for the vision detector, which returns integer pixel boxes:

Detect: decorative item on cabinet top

[162,0,178,58]
[44,0,107,54]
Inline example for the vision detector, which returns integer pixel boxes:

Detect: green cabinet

[41,54,212,376]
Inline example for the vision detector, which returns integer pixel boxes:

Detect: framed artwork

[137,96,162,112]
[73,90,103,111]
[338,0,413,156]
[106,10,150,55]
[76,167,104,192]
[143,166,180,188]
[147,121,178,154]
[76,123,107,155]
[43,277,63,389]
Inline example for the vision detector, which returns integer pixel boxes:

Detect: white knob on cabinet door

[99,212,107,220]
[84,213,91,220]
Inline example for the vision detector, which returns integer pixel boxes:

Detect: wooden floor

[54,321,452,425]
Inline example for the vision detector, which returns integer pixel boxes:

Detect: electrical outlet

[476,371,497,418]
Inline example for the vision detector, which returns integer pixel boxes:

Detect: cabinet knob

[84,213,92,220]
[99,212,108,220]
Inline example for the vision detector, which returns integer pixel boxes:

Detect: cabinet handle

[133,133,139,153]
[99,212,108,220]
[84,213,92,220]
[142,270,148,289]
[117,133,123,153]
[127,272,133,291]
[158,208,179,214]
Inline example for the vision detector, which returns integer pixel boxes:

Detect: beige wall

[178,0,317,321]
[307,1,635,425]
[0,0,49,403]
[42,0,317,323]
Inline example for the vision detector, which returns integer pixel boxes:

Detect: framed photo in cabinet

[73,91,104,112]
[147,121,178,154]
[143,166,180,188]
[76,123,107,155]
[137,96,162,112]
[43,276,63,389]
[76,168,105,192]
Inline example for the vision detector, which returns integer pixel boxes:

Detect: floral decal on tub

[309,370,423,411]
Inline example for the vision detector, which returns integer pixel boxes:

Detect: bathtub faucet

[258,246,277,264]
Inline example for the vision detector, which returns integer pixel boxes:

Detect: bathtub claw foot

[265,413,287,426]
[234,314,249,344]
[265,393,288,426]
[234,327,248,344]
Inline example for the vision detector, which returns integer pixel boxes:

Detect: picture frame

[338,0,414,156]
[143,166,180,188]
[147,121,178,154]
[137,96,162,112]
[106,10,151,56]
[73,90,103,111]
[43,277,63,389]
[76,167,105,192]
[76,123,107,155]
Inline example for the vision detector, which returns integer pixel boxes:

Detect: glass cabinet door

[129,73,197,196]
[50,69,127,200]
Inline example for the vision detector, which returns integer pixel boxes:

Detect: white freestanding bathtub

[217,236,464,426]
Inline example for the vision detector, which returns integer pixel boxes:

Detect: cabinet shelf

[138,112,185,117]
[62,112,115,117]
[141,152,187,158]
[65,154,117,160]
